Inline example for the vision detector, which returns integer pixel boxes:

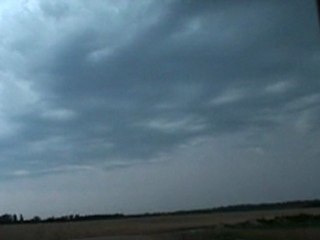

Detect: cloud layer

[0,0,319,217]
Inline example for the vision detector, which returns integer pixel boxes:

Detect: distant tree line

[1,199,319,225]
[0,214,24,224]
[167,199,320,216]
[42,213,124,223]
[0,213,124,224]
[127,199,320,218]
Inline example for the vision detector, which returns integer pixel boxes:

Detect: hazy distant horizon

[5,198,320,220]
[0,0,319,218]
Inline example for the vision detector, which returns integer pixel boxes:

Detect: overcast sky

[0,0,319,218]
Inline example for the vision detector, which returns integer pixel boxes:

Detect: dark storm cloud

[0,0,319,178]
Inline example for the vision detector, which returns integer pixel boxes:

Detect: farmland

[0,207,320,240]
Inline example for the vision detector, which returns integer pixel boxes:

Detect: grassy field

[0,208,319,240]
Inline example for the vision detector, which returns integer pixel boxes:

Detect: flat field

[0,207,319,240]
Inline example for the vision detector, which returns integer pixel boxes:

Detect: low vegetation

[1,199,319,224]
[1,200,320,240]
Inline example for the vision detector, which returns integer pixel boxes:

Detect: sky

[0,0,319,218]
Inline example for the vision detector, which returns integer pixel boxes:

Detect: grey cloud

[0,0,319,216]
[39,1,70,19]
[1,1,319,167]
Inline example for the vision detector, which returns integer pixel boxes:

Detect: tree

[19,214,24,222]
[31,216,41,222]
[0,214,13,224]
